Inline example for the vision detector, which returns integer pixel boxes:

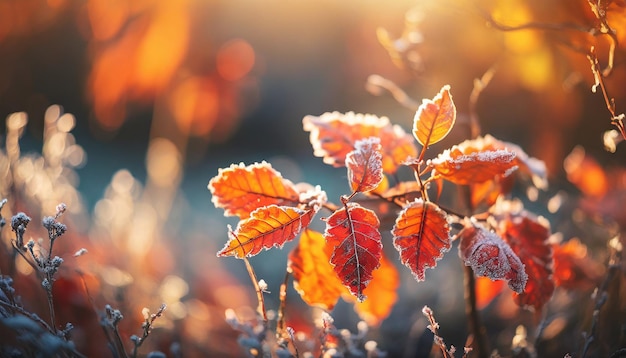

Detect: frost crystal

[458,224,528,293]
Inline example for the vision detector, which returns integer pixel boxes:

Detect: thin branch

[276,270,290,338]
[0,299,54,332]
[478,1,617,76]
[242,257,268,322]
[422,306,454,358]
[587,0,619,76]
[10,241,39,273]
[77,271,126,358]
[44,284,57,333]
[580,235,622,358]
[464,266,489,358]
[366,75,420,111]
[469,66,497,139]
[587,46,626,140]
[131,304,167,358]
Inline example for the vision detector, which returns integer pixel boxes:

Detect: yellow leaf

[217,205,316,258]
[413,85,456,147]
[343,252,399,326]
[288,230,344,310]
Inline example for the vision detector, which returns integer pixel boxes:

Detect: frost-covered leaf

[392,199,451,281]
[343,252,399,326]
[218,205,316,258]
[481,134,547,190]
[429,141,517,185]
[209,162,300,218]
[324,203,383,301]
[495,208,553,310]
[288,230,344,310]
[346,137,384,193]
[303,111,417,173]
[449,135,547,206]
[458,224,527,293]
[413,85,456,147]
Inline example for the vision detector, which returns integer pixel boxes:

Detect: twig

[469,66,497,139]
[10,241,40,274]
[609,348,626,358]
[422,305,454,358]
[587,46,626,140]
[78,271,122,358]
[0,299,54,332]
[131,304,167,358]
[286,327,300,358]
[242,257,268,322]
[479,3,617,76]
[366,75,420,111]
[587,0,619,76]
[103,305,129,358]
[580,235,622,358]
[464,266,489,358]
[276,270,290,338]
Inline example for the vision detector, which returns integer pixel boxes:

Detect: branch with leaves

[205,83,592,356]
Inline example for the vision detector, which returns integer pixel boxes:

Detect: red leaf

[218,205,317,258]
[495,207,554,310]
[458,224,528,293]
[346,137,384,193]
[288,230,344,310]
[324,203,383,301]
[303,111,417,173]
[209,162,300,218]
[553,238,603,290]
[413,85,456,147]
[392,199,451,281]
[343,252,399,326]
[564,146,609,198]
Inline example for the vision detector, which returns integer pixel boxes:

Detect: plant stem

[276,270,290,337]
[242,257,268,322]
[45,284,57,333]
[464,265,489,358]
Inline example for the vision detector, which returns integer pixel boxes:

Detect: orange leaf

[413,85,456,147]
[303,111,417,174]
[346,137,384,193]
[288,230,344,310]
[459,135,546,207]
[564,146,609,198]
[475,276,505,309]
[429,137,517,185]
[553,238,603,290]
[471,179,505,209]
[217,205,316,258]
[481,134,547,190]
[458,223,528,293]
[495,208,554,310]
[392,199,451,281]
[209,162,300,218]
[380,126,419,174]
[343,252,399,326]
[324,203,383,301]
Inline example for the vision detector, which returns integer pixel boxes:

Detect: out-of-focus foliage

[1,0,626,356]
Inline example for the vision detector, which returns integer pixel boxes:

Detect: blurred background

[0,0,625,356]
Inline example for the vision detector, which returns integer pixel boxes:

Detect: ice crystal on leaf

[458,223,528,293]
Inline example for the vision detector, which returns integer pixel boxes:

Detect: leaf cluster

[208,85,593,345]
